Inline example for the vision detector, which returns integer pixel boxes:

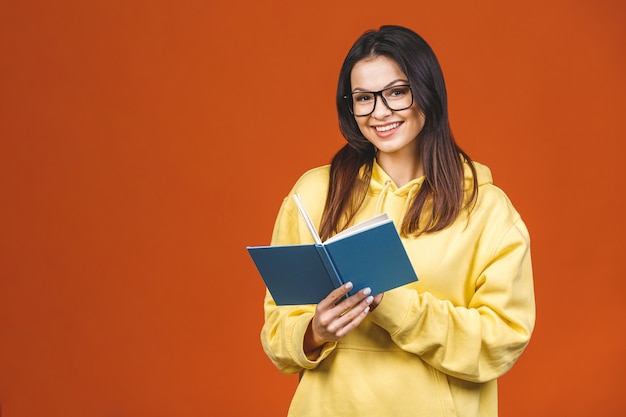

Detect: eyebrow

[351,79,409,93]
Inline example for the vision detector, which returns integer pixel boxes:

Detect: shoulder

[277,165,330,225]
[468,160,516,213]
[468,161,525,230]
[289,165,331,200]
[477,183,521,222]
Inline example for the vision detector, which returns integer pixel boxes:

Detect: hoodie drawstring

[375,180,392,215]
[400,183,420,220]
[375,180,421,220]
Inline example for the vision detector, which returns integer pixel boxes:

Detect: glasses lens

[350,85,413,116]
[383,85,413,111]
[351,92,376,116]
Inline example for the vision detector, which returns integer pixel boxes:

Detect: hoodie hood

[463,159,493,189]
[369,157,493,217]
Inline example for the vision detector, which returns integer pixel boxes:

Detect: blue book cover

[247,195,418,305]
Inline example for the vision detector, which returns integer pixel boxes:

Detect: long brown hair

[319,25,478,241]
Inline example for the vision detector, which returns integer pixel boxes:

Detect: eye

[387,86,410,98]
[353,93,374,103]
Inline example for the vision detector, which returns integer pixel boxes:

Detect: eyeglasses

[344,84,413,117]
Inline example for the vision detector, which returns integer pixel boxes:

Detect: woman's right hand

[303,282,376,356]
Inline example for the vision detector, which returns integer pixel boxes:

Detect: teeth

[375,122,400,132]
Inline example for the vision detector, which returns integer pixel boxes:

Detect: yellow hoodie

[261,160,535,417]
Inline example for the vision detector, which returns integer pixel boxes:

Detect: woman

[261,25,535,417]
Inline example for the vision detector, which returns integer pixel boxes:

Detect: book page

[293,194,323,244]
[325,213,391,244]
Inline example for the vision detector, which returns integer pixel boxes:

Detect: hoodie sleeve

[259,168,337,374]
[368,217,535,383]
[261,289,338,374]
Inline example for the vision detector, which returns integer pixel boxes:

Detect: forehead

[350,56,407,91]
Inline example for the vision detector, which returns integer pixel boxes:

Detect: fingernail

[366,296,374,304]
[345,282,353,290]
[362,287,371,296]
[364,306,371,314]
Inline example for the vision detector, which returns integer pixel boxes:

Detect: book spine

[314,244,344,290]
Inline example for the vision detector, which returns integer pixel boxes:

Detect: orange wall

[1,0,624,416]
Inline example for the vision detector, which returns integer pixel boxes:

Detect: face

[350,56,425,160]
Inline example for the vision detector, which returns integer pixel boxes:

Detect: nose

[371,93,392,119]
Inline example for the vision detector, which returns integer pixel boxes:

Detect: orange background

[1,0,624,416]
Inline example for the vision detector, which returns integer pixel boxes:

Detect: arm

[260,179,380,372]
[261,282,376,373]
[261,291,328,374]
[368,219,535,383]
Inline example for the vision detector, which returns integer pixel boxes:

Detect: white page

[293,194,323,244]
[325,213,391,243]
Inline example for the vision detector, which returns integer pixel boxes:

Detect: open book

[247,194,418,305]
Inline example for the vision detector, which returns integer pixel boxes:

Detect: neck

[376,152,424,187]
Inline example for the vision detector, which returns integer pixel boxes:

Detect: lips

[374,122,402,132]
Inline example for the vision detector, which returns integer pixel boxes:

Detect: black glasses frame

[343,84,413,117]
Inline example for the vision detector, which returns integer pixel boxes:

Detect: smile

[375,122,401,132]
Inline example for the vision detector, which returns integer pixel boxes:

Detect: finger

[328,292,374,332]
[315,286,373,339]
[369,292,384,311]
[340,291,373,320]
[319,282,354,309]
[333,301,373,338]
[337,287,372,315]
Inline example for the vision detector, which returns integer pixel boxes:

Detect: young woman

[261,25,535,417]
